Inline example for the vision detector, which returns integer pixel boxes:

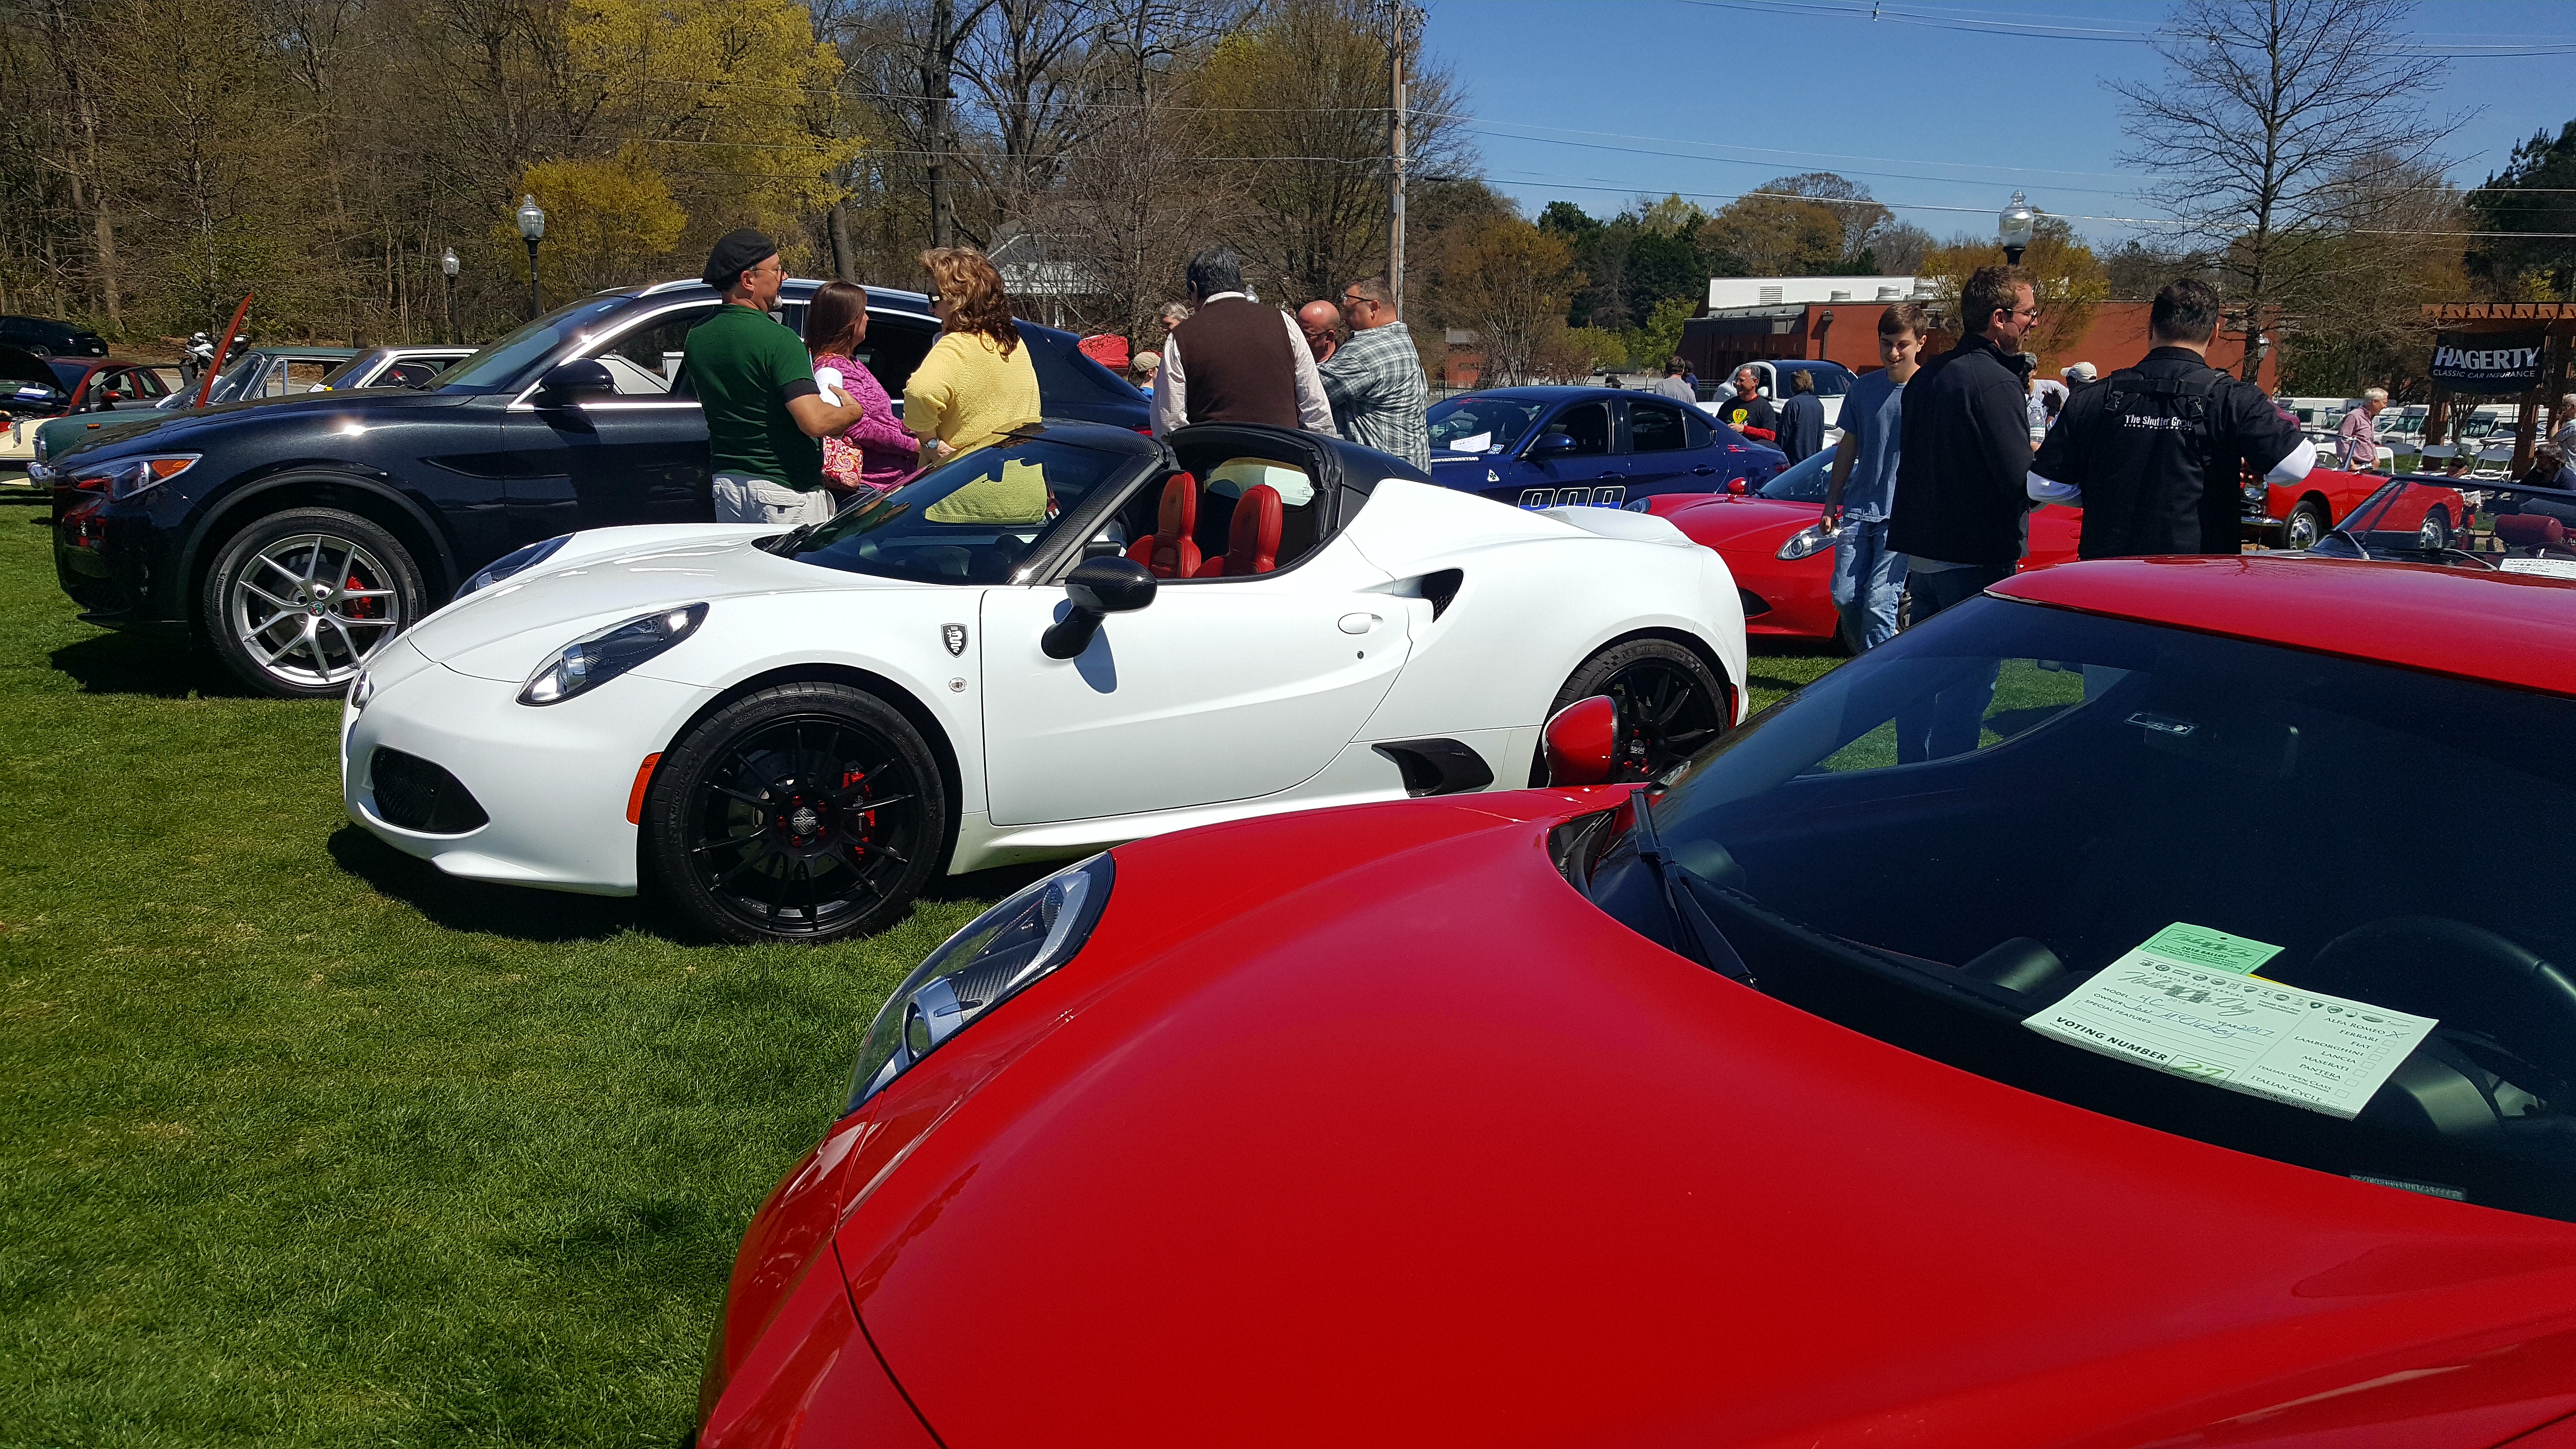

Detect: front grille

[1737,587,1772,619]
[369,748,489,834]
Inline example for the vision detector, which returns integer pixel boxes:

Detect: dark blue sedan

[1424,385,1787,510]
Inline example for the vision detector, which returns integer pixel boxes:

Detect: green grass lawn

[0,509,1837,1446]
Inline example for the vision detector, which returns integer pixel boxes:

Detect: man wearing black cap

[685,229,873,525]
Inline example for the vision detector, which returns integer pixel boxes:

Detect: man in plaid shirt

[1318,276,1432,470]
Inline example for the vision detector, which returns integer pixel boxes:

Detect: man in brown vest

[1151,247,1335,437]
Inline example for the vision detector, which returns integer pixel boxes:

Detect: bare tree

[2113,0,2467,382]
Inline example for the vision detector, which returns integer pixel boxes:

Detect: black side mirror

[1527,433,1579,459]
[533,358,616,408]
[1042,556,1156,660]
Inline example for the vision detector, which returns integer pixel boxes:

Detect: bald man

[1297,299,1342,365]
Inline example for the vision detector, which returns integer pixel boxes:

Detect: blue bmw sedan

[1424,385,1787,510]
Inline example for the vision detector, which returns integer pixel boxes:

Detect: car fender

[182,461,460,604]
[1349,521,1745,739]
[628,585,992,818]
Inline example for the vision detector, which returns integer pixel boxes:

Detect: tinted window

[437,296,634,392]
[597,305,717,395]
[1683,409,1714,449]
[1427,395,1546,453]
[1627,401,1689,453]
[1756,441,1836,502]
[852,313,938,401]
[786,435,1142,585]
[380,360,443,388]
[1600,600,2576,1223]
[1537,402,1610,456]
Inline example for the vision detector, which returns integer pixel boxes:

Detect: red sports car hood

[834,797,2576,1449]
[1667,494,1821,551]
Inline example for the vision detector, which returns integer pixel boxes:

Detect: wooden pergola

[2419,302,2576,473]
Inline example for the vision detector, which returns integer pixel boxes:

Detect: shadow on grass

[331,823,1062,946]
[328,825,655,944]
[50,630,262,700]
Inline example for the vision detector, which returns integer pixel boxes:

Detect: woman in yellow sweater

[906,247,1041,464]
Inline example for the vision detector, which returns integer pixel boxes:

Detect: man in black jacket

[2030,277,2313,558]
[1885,264,2036,759]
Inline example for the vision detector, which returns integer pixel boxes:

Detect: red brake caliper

[842,767,873,854]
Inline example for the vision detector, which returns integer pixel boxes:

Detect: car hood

[836,795,2576,1449]
[48,385,476,465]
[1667,493,1822,550]
[400,525,937,677]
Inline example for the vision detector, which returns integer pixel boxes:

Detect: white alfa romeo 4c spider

[341,421,1747,942]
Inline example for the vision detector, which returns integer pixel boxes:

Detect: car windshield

[435,296,634,392]
[2318,478,2576,574]
[1578,596,2576,1223]
[783,434,1145,585]
[1427,395,1547,454]
[1758,441,1835,501]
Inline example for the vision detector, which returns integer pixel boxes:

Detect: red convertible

[1652,444,2077,648]
[2246,463,2473,550]
[695,554,2576,1449]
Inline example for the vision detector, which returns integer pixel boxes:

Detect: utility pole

[924,0,956,249]
[1388,2,1407,320]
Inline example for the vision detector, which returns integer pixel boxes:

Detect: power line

[1673,0,2576,56]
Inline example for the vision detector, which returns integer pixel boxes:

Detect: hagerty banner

[2430,330,2547,395]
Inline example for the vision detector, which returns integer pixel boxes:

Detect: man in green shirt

[688,229,872,525]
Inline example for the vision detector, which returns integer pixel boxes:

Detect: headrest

[2496,514,2566,547]
[1157,471,1197,537]
[1228,483,1283,574]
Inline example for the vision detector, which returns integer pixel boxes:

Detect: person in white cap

[2061,361,2098,386]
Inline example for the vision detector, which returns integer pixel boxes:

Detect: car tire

[202,506,425,699]
[1530,637,1731,785]
[642,681,950,945]
[2283,499,2329,551]
[2418,507,2450,550]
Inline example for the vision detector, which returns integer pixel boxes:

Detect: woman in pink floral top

[805,281,919,499]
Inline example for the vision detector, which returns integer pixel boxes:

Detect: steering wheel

[2302,917,2576,1096]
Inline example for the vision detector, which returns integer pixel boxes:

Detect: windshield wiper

[761,521,821,556]
[1624,789,1754,983]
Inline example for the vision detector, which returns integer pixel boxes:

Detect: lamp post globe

[440,246,460,345]
[515,195,546,320]
[1998,190,2036,267]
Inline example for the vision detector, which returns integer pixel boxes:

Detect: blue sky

[1421,0,2576,248]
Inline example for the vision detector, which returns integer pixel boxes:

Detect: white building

[1705,276,1923,311]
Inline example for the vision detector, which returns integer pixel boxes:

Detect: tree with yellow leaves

[1918,215,2109,366]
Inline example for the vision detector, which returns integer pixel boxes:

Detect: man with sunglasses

[1884,265,2039,762]
[1888,264,2042,635]
[1317,276,1431,470]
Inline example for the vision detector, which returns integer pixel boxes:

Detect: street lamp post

[1997,191,2036,267]
[440,247,459,345]
[515,195,546,320]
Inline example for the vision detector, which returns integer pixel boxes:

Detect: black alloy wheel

[1536,638,1731,785]
[644,682,949,945]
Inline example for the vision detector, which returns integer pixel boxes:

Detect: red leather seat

[2496,514,2566,547]
[1194,483,1283,578]
[1125,472,1200,578]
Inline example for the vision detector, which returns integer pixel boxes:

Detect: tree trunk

[828,198,858,283]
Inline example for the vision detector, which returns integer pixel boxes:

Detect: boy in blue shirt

[1819,303,1927,651]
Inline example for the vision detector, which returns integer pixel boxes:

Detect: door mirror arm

[1042,556,1157,660]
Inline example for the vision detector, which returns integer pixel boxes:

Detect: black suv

[0,314,110,359]
[46,278,1148,698]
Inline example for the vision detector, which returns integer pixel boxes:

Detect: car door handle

[1337,612,1381,634]
[1692,465,1717,476]
[1597,470,1622,480]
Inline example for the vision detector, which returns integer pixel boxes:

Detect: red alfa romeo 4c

[697,550,2576,1449]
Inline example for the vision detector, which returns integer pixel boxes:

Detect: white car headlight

[518,603,707,706]
[847,854,1116,1112]
[1776,521,1838,561]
